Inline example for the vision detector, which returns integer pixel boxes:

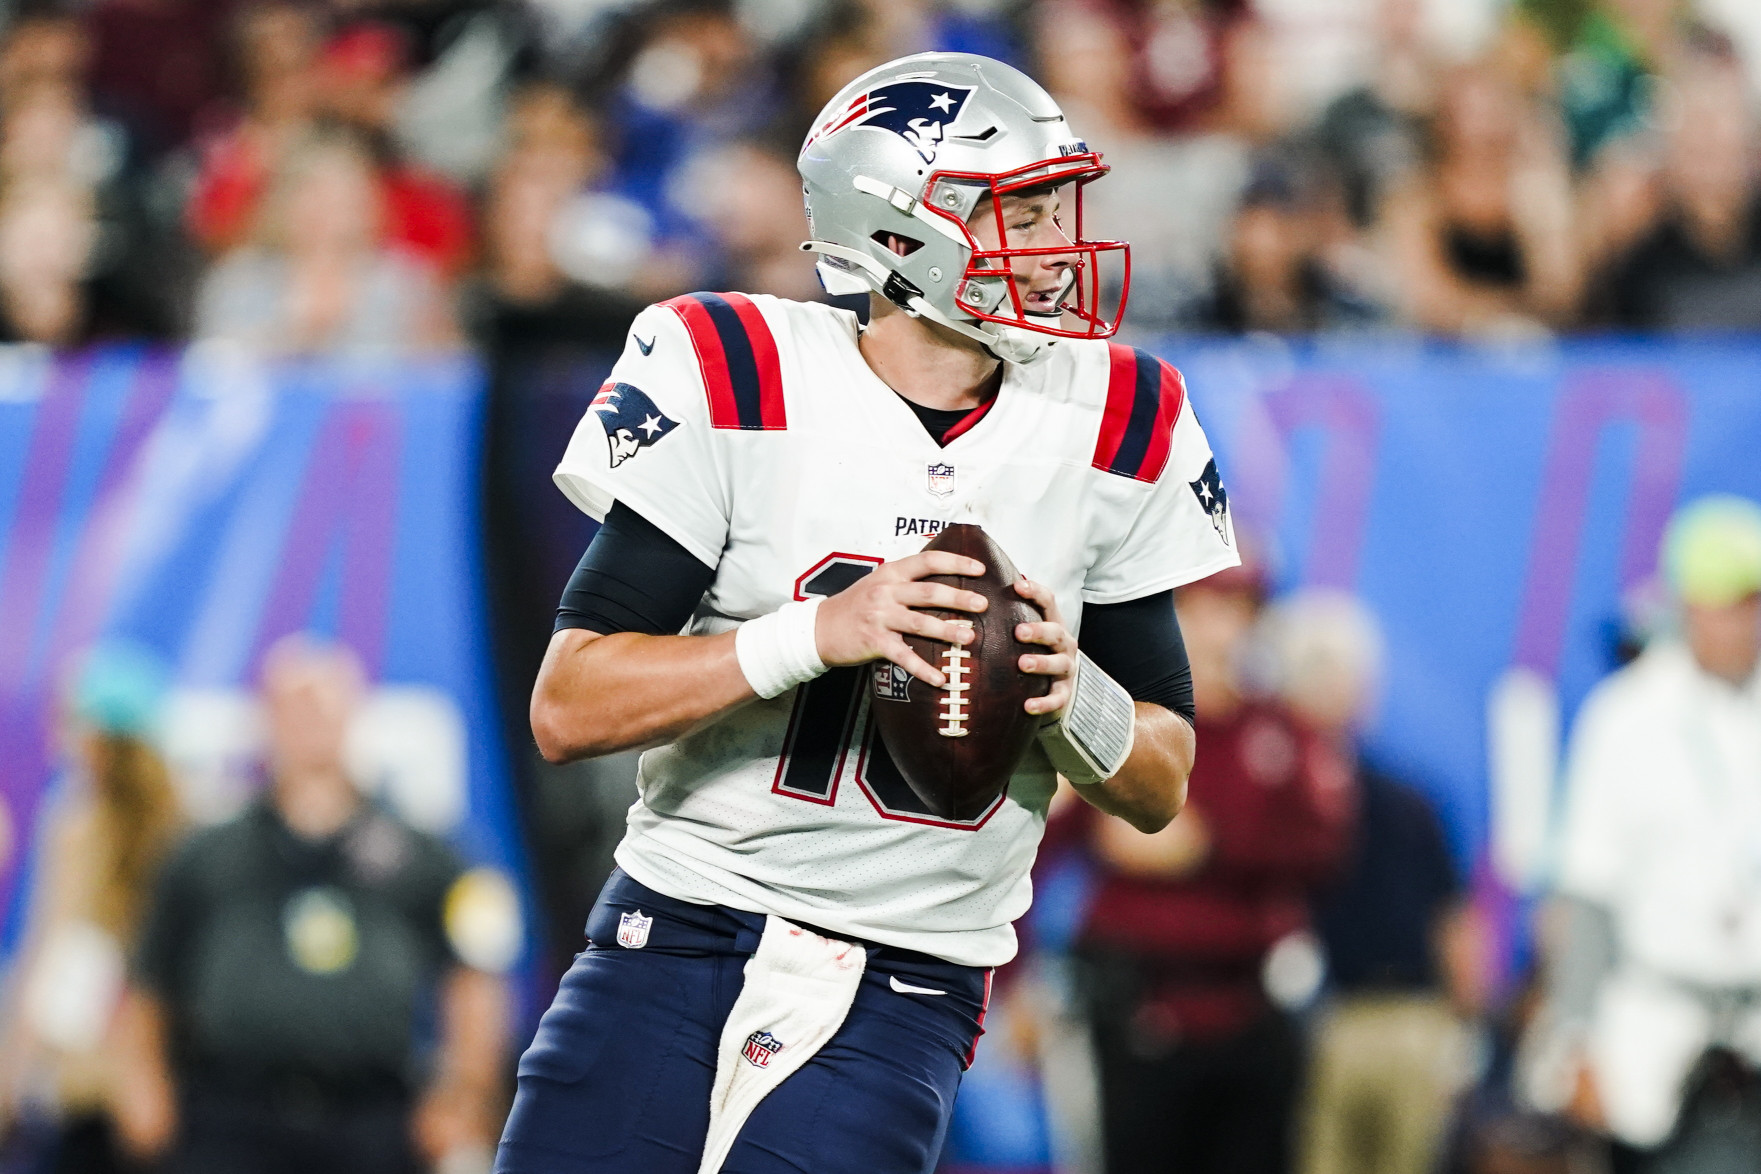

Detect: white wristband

[735,598,828,699]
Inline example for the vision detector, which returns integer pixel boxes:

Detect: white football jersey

[554,292,1237,966]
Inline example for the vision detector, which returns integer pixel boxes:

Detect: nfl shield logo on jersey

[927,462,955,498]
[616,909,653,948]
[591,381,679,468]
[741,1030,784,1068]
[874,661,912,702]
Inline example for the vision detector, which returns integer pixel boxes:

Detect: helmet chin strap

[800,240,1055,365]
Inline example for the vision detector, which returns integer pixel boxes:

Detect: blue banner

[1168,335,1761,869]
[0,345,529,975]
[942,334,1761,1171]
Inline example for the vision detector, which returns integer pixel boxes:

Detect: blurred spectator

[469,82,641,352]
[1536,496,1761,1168]
[675,137,821,301]
[0,175,99,346]
[1384,61,1582,336]
[85,0,242,159]
[0,641,180,1174]
[1314,0,1436,229]
[1092,0,1252,135]
[111,636,511,1174]
[193,127,459,353]
[1576,133,1665,320]
[186,2,327,256]
[1196,158,1384,333]
[0,20,178,343]
[190,14,475,280]
[0,14,90,107]
[1265,590,1487,1174]
[1604,34,1761,330]
[471,83,642,983]
[1036,2,1253,331]
[1069,557,1354,1174]
[1507,0,1680,169]
[317,21,474,279]
[780,0,902,135]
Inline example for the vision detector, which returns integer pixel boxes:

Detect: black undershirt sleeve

[554,500,717,636]
[556,502,1195,725]
[1080,590,1195,724]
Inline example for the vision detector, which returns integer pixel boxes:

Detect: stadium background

[3,0,1761,1171]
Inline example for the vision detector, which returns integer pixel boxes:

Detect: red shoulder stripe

[1092,345,1185,483]
[661,292,786,430]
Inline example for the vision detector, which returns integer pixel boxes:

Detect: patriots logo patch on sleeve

[806,81,975,165]
[1190,457,1231,544]
[591,381,679,468]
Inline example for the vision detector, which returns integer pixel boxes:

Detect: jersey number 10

[769,556,1005,831]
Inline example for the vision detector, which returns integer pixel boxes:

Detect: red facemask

[924,152,1132,341]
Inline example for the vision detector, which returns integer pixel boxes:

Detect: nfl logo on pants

[742,1031,784,1068]
[616,910,653,948]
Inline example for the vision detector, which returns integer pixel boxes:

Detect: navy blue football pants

[495,869,991,1174]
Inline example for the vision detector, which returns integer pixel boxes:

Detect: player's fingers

[1014,620,1074,651]
[892,551,985,581]
[895,582,988,613]
[1018,651,1075,678]
[1026,683,1072,716]
[886,641,945,688]
[905,612,974,646]
[1013,576,1064,624]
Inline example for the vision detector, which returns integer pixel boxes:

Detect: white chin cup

[735,598,828,699]
[802,239,1059,365]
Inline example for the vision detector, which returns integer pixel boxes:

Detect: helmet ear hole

[872,231,924,257]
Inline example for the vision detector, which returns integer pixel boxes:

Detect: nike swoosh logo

[889,976,947,996]
[634,334,655,356]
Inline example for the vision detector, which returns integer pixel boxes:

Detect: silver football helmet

[798,52,1131,365]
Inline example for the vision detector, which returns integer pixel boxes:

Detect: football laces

[938,623,972,738]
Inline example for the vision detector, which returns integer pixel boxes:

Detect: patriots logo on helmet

[809,81,976,165]
[591,381,679,468]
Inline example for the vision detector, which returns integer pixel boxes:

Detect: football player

[496,52,1238,1174]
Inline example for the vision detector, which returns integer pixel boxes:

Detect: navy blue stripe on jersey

[661,292,787,430]
[696,294,765,429]
[1110,348,1164,478]
[1093,344,1185,483]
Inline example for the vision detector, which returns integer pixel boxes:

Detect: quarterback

[496,53,1238,1174]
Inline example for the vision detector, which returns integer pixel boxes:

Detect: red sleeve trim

[661,292,788,430]
[1092,344,1186,483]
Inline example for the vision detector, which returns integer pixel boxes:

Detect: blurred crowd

[4,0,1761,1173]
[7,0,1761,354]
[992,494,1761,1174]
[1,636,516,1174]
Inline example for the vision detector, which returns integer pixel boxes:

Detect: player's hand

[815,551,989,687]
[1014,576,1076,717]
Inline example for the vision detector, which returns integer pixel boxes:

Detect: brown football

[869,524,1050,823]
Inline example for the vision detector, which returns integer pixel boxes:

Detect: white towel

[697,915,867,1174]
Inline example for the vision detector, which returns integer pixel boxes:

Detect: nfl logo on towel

[927,462,955,498]
[741,1031,784,1068]
[616,909,653,949]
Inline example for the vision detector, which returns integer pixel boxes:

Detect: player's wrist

[1038,652,1136,785]
[736,598,828,699]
